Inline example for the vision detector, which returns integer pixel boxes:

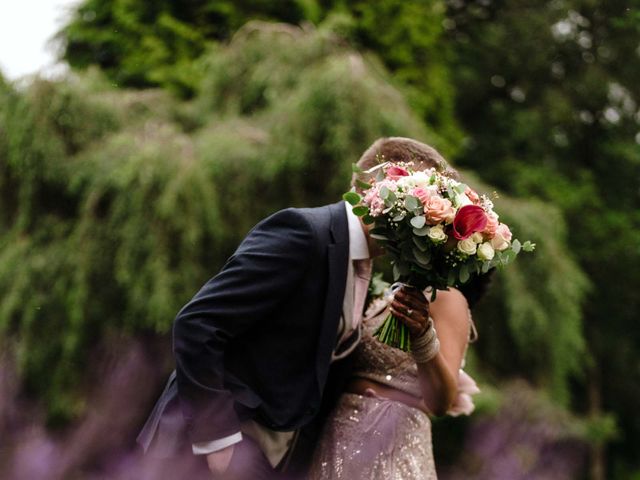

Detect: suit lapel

[315,202,349,391]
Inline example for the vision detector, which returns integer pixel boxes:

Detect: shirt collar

[344,201,370,260]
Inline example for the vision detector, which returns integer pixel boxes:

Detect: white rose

[412,171,431,187]
[427,224,448,243]
[397,176,415,190]
[457,238,477,256]
[470,232,484,243]
[491,236,509,251]
[477,242,495,261]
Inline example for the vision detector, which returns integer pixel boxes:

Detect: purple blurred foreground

[0,339,199,480]
[441,383,587,480]
[0,343,586,479]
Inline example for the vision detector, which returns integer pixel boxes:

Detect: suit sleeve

[173,208,317,444]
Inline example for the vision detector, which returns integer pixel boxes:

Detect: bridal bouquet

[344,162,535,351]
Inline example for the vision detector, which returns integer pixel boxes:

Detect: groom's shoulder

[291,201,344,225]
[263,201,344,230]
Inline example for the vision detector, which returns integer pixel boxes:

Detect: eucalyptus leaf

[459,264,470,283]
[369,233,388,241]
[512,239,522,254]
[404,195,419,211]
[376,168,385,182]
[379,186,390,200]
[363,214,375,225]
[412,248,431,266]
[412,236,428,251]
[352,206,368,216]
[412,226,429,237]
[410,215,426,229]
[355,179,372,190]
[501,250,517,265]
[343,191,361,206]
[352,163,364,173]
[392,263,401,281]
[522,240,536,252]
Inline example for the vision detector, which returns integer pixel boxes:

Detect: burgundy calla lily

[453,205,488,240]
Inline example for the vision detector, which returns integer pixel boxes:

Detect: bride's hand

[390,286,430,337]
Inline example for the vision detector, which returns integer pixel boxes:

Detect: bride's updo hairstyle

[352,137,459,189]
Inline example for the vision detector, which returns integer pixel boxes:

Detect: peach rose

[424,196,455,224]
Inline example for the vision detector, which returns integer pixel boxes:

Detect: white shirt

[192,202,370,464]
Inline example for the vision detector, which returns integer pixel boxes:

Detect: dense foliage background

[0,1,638,478]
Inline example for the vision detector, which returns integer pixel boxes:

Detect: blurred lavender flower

[0,338,186,480]
[441,382,587,480]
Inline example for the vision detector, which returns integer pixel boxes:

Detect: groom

[137,137,448,479]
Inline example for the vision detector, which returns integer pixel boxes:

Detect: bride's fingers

[391,300,429,328]
[390,306,425,335]
[391,299,420,316]
[391,300,428,321]
[398,287,428,305]
[397,285,427,301]
[393,292,429,313]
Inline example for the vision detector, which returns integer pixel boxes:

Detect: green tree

[0,25,428,421]
[446,0,640,476]
[1,25,585,438]
[59,0,462,152]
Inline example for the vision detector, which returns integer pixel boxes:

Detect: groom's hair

[353,137,458,186]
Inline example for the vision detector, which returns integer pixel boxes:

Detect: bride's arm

[391,288,470,416]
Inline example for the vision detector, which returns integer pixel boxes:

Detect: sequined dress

[309,297,478,480]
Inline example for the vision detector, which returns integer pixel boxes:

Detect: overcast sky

[0,0,80,79]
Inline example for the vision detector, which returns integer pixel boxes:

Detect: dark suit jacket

[138,201,350,462]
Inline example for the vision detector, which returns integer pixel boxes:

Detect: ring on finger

[406,308,413,316]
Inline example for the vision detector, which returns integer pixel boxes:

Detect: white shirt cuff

[192,432,243,455]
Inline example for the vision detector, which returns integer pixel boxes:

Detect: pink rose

[465,186,481,204]
[491,223,512,251]
[424,195,455,224]
[483,212,499,239]
[386,165,410,180]
[497,223,512,241]
[412,187,435,205]
[453,205,488,240]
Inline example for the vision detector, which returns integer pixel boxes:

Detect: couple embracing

[137,137,482,479]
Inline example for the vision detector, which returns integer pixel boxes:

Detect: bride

[308,283,480,479]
